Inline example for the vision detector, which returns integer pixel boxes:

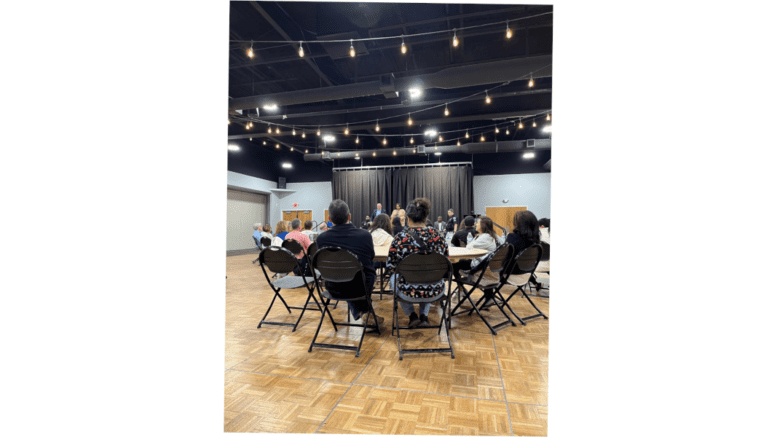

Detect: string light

[228,119,231,125]
[457,140,461,146]
[298,41,304,58]
[372,152,376,157]
[247,41,254,58]
[407,115,413,125]
[355,152,359,157]
[344,124,349,135]
[505,127,510,135]
[485,91,491,104]
[506,22,512,39]
[275,144,280,149]
[249,137,252,141]
[438,135,443,142]
[349,39,355,57]
[317,127,321,136]
[444,103,449,116]
[465,130,469,139]
[290,147,294,152]
[262,141,267,145]
[305,149,308,153]
[518,119,524,129]
[528,74,534,88]
[382,136,387,145]
[275,127,280,134]
[393,151,397,156]
[267,126,272,133]
[413,148,417,153]
[301,131,306,138]
[495,125,499,134]
[452,29,459,47]
[409,137,414,144]
[245,123,250,130]
[532,119,537,127]
[480,134,486,142]
[546,113,551,121]
[401,36,407,54]
[375,121,380,132]
[435,144,438,150]
[292,126,296,136]
[355,135,360,144]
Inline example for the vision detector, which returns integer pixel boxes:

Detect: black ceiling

[227,1,553,183]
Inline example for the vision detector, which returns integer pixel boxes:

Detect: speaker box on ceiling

[278,177,286,189]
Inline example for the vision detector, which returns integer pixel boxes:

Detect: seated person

[361,216,371,230]
[285,218,312,275]
[391,215,403,235]
[538,217,550,245]
[256,223,273,249]
[434,216,446,232]
[315,200,383,325]
[301,220,316,239]
[253,223,263,243]
[275,220,290,241]
[450,216,478,247]
[369,213,393,248]
[390,203,406,227]
[386,198,449,328]
[507,210,541,254]
[451,216,499,280]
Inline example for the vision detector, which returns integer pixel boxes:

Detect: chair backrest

[282,238,304,255]
[260,236,272,247]
[311,247,362,283]
[539,242,550,262]
[485,243,515,275]
[395,252,452,285]
[259,246,300,275]
[511,244,543,276]
[307,241,318,258]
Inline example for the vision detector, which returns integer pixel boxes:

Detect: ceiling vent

[526,139,535,148]
[417,145,426,154]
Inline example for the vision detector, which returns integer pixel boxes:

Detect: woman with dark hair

[390,203,406,227]
[391,215,403,235]
[507,210,541,254]
[386,198,449,327]
[369,213,393,247]
[538,217,550,244]
[451,216,499,279]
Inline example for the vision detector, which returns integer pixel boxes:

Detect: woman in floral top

[386,198,449,327]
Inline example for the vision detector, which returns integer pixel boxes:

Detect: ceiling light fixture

[543,125,552,133]
[349,39,355,57]
[424,130,437,137]
[409,88,422,98]
[298,41,304,58]
[452,29,459,47]
[228,144,240,151]
[262,104,278,110]
[434,152,442,156]
[282,163,292,168]
[523,152,535,159]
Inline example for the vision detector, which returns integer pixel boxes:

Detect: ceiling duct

[229,55,552,110]
[302,139,550,161]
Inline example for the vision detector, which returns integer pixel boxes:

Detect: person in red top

[285,218,311,259]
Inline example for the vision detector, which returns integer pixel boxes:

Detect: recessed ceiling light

[424,130,437,136]
[282,163,292,168]
[409,88,422,98]
[434,152,442,156]
[542,125,552,133]
[262,104,278,110]
[323,135,336,142]
[227,144,240,151]
[522,152,535,159]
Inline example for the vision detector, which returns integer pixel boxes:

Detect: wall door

[282,210,312,224]
[485,206,527,237]
[227,189,267,251]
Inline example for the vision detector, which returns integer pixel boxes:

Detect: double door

[282,210,312,224]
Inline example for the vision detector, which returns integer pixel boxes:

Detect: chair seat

[272,275,315,289]
[321,289,367,302]
[506,273,532,287]
[535,261,550,273]
[534,272,550,285]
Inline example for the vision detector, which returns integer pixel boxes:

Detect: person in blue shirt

[252,223,263,242]
[371,203,386,221]
[275,220,290,240]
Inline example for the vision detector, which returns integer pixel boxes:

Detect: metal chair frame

[391,253,455,360]
[308,247,382,357]
[253,236,272,264]
[527,242,550,297]
[450,244,517,335]
[257,246,328,332]
[499,244,548,324]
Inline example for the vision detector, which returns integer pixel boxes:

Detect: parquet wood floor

[225,253,550,435]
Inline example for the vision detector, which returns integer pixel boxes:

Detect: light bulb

[344,125,349,135]
[532,120,537,127]
[268,126,272,133]
[292,127,296,136]
[372,152,376,157]
[480,134,485,142]
[355,136,360,144]
[298,41,304,58]
[407,116,413,125]
[228,119,230,125]
[465,131,469,139]
[546,113,551,121]
[457,140,461,146]
[349,40,355,57]
[519,121,524,129]
[375,122,380,132]
[410,137,414,144]
[401,40,407,54]
[317,127,321,136]
[495,126,499,133]
[444,104,449,116]
[438,135,443,142]
[245,124,250,130]
[249,137,252,141]
[452,30,458,47]
[382,137,387,145]
[305,149,308,153]
[262,141,267,145]
[290,147,294,152]
[393,151,397,156]
[301,131,306,138]
[506,128,510,135]
[275,127,280,134]
[275,144,280,149]
[247,42,254,58]
[337,152,340,156]
[528,75,534,88]
[485,92,491,104]
[506,23,512,39]
[413,148,417,153]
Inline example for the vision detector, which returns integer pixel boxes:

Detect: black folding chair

[450,244,517,335]
[500,244,548,324]
[257,246,328,332]
[528,242,550,296]
[392,253,455,360]
[372,261,393,300]
[308,247,382,357]
[252,236,267,264]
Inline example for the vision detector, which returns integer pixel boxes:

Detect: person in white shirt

[368,213,393,247]
[451,215,499,279]
[301,220,316,239]
[538,218,550,244]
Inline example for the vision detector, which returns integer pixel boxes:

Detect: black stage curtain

[391,166,473,223]
[331,169,391,223]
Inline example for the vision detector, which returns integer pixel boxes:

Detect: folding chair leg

[308,298,330,352]
[521,288,548,321]
[257,293,281,328]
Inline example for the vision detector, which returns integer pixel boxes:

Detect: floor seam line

[492,334,514,436]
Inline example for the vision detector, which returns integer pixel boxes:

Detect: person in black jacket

[361,215,371,229]
[506,210,541,256]
[445,209,458,232]
[391,215,403,235]
[315,200,383,325]
[450,216,478,247]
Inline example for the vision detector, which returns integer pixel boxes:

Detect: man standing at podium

[446,209,458,232]
[371,203,385,221]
